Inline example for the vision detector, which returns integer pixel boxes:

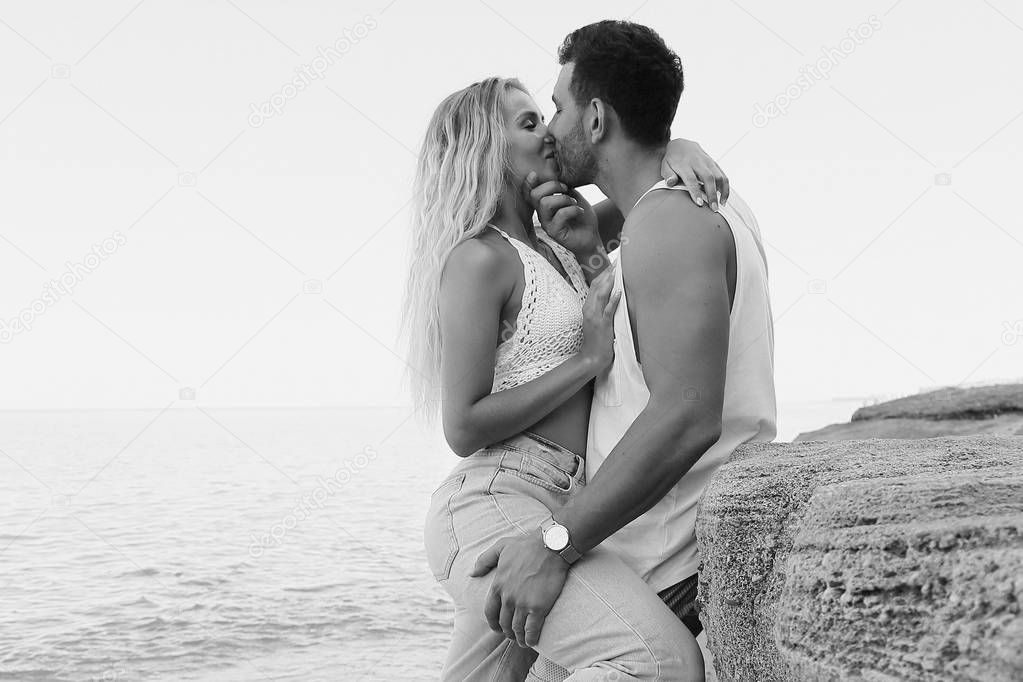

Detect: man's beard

[555,120,598,187]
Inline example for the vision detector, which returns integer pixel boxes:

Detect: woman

[403,76,726,681]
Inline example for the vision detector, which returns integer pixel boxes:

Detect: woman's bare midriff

[525,382,593,457]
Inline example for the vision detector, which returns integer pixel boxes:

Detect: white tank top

[586,181,777,592]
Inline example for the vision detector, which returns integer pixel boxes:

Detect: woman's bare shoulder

[442,230,517,292]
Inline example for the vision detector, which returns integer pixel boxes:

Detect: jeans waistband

[491,431,585,480]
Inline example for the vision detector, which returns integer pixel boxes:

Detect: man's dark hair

[558,20,683,147]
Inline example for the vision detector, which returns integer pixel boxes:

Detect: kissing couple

[404,19,776,682]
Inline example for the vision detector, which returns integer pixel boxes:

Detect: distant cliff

[795,384,1023,441]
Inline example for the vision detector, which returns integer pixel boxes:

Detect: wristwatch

[540,516,581,565]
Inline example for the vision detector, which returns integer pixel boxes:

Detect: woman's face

[501,88,559,187]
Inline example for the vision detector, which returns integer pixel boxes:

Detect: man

[471,18,777,666]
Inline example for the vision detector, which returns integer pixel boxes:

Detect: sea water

[0,402,859,680]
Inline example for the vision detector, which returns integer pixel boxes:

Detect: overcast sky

[1,0,1021,412]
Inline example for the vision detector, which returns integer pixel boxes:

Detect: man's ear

[588,99,607,144]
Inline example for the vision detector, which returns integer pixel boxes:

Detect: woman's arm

[659,138,730,210]
[594,200,624,253]
[438,240,618,457]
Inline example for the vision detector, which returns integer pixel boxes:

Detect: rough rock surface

[796,384,1023,441]
[695,436,1023,681]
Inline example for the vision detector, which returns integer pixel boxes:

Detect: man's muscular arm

[555,192,734,552]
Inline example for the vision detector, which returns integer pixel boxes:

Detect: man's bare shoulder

[622,188,733,268]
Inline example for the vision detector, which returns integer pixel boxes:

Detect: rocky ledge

[795,384,1023,441]
[695,435,1023,681]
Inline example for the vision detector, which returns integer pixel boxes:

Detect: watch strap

[558,543,581,565]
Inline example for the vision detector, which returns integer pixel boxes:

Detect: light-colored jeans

[423,431,704,681]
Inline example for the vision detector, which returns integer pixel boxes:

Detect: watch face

[544,525,569,551]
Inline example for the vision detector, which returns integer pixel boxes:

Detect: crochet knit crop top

[488,224,588,393]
